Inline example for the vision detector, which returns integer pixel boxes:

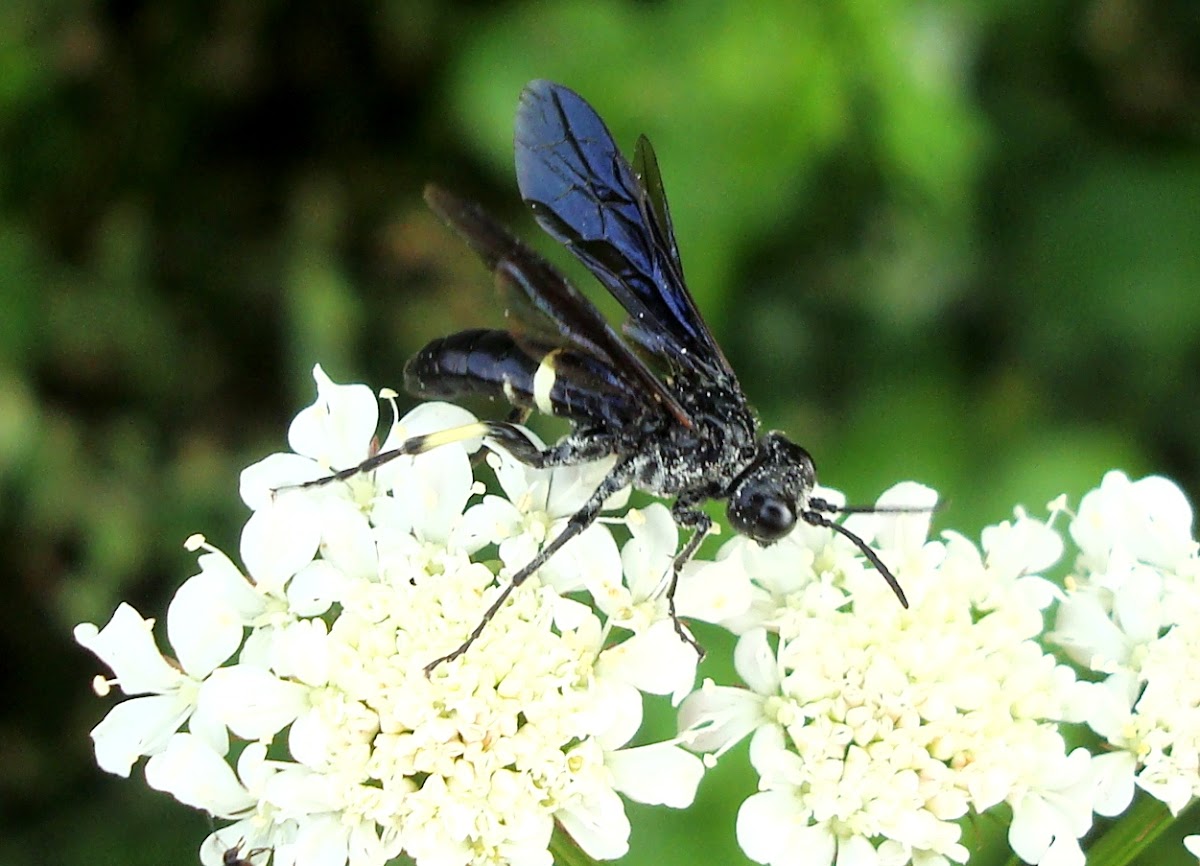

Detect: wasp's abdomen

[405,328,643,427]
[405,329,536,404]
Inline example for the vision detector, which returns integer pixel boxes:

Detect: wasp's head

[725,432,816,545]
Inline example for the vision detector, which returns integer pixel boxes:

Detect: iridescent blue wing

[514,80,737,384]
[631,134,680,268]
[423,184,692,427]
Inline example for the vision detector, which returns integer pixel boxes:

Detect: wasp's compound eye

[727,487,797,544]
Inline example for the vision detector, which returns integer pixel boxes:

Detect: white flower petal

[187,694,231,758]
[288,707,332,770]
[546,521,620,597]
[235,741,274,792]
[144,733,256,816]
[1125,474,1195,565]
[981,510,1065,580]
[678,682,765,756]
[1013,574,1063,611]
[1007,793,1055,864]
[1084,672,1138,740]
[1111,571,1165,645]
[316,496,378,580]
[381,401,479,448]
[868,482,939,553]
[1136,771,1195,816]
[74,603,184,695]
[735,629,780,696]
[620,504,678,600]
[202,665,310,741]
[589,675,645,752]
[550,595,594,632]
[738,792,835,866]
[1183,835,1200,860]
[240,497,322,593]
[675,554,754,624]
[383,445,476,544]
[269,619,330,687]
[548,457,619,517]
[89,694,192,776]
[168,574,247,679]
[1051,590,1131,670]
[596,620,697,702]
[1091,751,1137,817]
[747,724,802,785]
[288,365,378,468]
[286,560,345,616]
[836,835,879,866]
[1038,835,1086,866]
[290,811,351,866]
[489,443,545,506]
[453,495,522,551]
[1008,748,1095,863]
[1071,471,1198,570]
[240,452,327,511]
[193,548,269,619]
[608,742,704,807]
[555,787,630,861]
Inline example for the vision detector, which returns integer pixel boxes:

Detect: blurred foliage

[2,0,1198,863]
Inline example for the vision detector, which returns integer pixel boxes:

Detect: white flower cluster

[1050,471,1200,819]
[76,366,703,866]
[678,483,1098,866]
[76,360,1200,866]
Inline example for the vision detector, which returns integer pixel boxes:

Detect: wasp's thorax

[726,432,817,544]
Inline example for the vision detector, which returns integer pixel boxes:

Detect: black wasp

[299,80,920,672]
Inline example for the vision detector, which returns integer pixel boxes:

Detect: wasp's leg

[467,408,532,469]
[486,425,623,470]
[273,420,543,494]
[663,495,711,657]
[277,419,624,496]
[424,457,636,674]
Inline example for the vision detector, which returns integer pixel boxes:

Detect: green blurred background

[3,0,1199,864]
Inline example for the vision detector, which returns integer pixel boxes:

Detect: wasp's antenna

[800,507,911,608]
[809,496,944,517]
[804,494,943,608]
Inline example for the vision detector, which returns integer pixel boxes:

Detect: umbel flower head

[76,366,704,866]
[678,484,1098,866]
[1049,471,1200,819]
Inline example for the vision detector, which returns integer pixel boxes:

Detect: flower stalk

[1083,794,1173,866]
